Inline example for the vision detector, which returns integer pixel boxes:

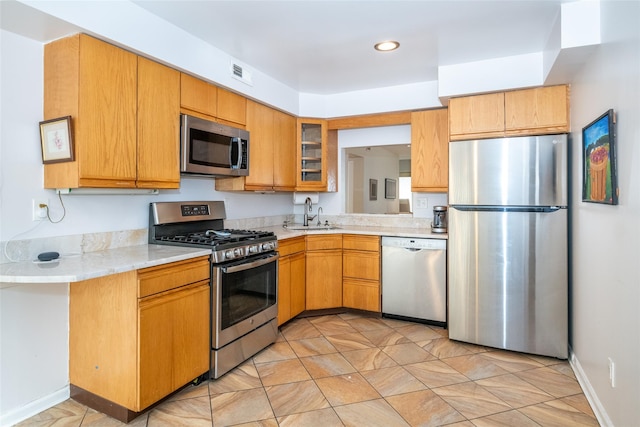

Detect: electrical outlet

[32,199,48,221]
[416,197,428,209]
[608,357,616,388]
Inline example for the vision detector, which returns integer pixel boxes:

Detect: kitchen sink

[284,225,341,231]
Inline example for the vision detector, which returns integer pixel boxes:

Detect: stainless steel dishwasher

[381,236,447,327]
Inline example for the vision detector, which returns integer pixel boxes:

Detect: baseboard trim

[0,385,70,427]
[569,345,613,427]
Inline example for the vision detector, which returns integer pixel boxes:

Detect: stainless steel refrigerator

[448,134,568,359]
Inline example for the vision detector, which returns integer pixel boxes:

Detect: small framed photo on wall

[369,179,377,201]
[39,116,74,164]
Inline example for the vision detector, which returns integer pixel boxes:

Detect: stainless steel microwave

[180,114,249,177]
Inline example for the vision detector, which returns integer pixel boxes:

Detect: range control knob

[224,250,235,260]
[261,242,274,251]
[234,248,243,257]
[249,245,259,254]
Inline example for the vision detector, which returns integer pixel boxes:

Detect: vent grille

[230,61,253,86]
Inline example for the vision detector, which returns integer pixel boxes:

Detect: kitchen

[0,1,638,426]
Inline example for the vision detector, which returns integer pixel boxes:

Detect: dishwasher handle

[381,236,447,251]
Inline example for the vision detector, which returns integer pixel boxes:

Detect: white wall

[568,2,640,426]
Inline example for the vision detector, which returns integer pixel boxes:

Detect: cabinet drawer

[343,250,380,281]
[278,236,306,257]
[306,234,343,250]
[138,256,210,298]
[343,278,380,312]
[342,234,380,252]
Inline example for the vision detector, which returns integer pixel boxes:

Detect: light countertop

[0,244,211,284]
[266,224,448,240]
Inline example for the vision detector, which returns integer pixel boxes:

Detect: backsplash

[1,213,433,264]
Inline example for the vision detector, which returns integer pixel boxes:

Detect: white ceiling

[1,0,571,95]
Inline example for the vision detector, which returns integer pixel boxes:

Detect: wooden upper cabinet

[449,92,505,141]
[273,109,297,191]
[137,57,180,189]
[217,87,246,125]
[180,73,217,118]
[411,109,449,192]
[505,85,569,135]
[44,34,138,189]
[449,85,570,141]
[244,100,275,190]
[296,118,337,192]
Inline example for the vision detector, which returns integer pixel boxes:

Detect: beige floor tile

[16,399,87,426]
[386,389,466,426]
[169,380,210,402]
[359,327,411,347]
[515,366,584,398]
[333,398,410,427]
[325,332,376,351]
[431,381,512,419]
[475,373,554,408]
[277,407,344,427]
[382,342,437,365]
[470,409,541,427]
[309,315,359,336]
[519,398,600,426]
[81,407,142,426]
[405,360,470,388]
[548,361,578,379]
[315,373,381,406]
[147,396,212,426]
[264,379,330,417]
[252,341,298,364]
[344,316,390,332]
[419,337,476,359]
[255,358,311,386]
[300,352,357,378]
[209,360,262,395]
[560,393,596,417]
[361,365,427,396]
[210,388,274,426]
[442,353,510,380]
[479,349,545,373]
[288,336,338,357]
[341,348,398,371]
[232,419,279,427]
[380,316,416,328]
[280,318,322,341]
[395,323,444,342]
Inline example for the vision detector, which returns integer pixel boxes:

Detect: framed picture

[39,116,74,164]
[369,179,377,201]
[582,109,618,205]
[385,178,396,199]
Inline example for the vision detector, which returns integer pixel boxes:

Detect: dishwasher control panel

[381,236,446,250]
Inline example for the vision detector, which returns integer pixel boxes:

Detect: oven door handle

[222,253,279,274]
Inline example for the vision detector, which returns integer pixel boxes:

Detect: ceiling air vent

[230,61,253,86]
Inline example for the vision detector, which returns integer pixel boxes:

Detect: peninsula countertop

[0,244,211,284]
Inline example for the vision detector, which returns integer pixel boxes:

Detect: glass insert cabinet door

[297,118,328,190]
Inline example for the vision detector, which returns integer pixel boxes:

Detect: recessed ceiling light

[374,41,400,52]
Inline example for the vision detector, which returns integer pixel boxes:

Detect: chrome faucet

[303,197,316,226]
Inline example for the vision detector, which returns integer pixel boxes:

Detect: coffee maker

[432,206,448,233]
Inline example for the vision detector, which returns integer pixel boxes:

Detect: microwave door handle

[223,254,279,274]
[230,137,242,170]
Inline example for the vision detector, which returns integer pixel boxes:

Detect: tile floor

[17,313,599,426]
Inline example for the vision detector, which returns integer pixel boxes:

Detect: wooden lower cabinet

[342,235,381,312]
[305,235,343,310]
[69,256,210,417]
[277,237,306,325]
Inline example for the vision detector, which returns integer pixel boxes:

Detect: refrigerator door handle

[450,206,564,213]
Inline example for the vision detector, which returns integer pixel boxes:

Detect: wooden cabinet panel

[180,73,217,118]
[138,281,209,409]
[137,57,180,189]
[217,87,246,125]
[277,249,306,325]
[277,255,292,325]
[343,278,380,312]
[306,234,342,251]
[278,236,307,257]
[505,85,569,135]
[411,109,449,192]
[306,249,343,310]
[244,100,275,189]
[44,34,138,189]
[449,92,505,141]
[289,252,306,318]
[343,251,379,281]
[273,109,297,191]
[138,257,209,298]
[297,118,336,191]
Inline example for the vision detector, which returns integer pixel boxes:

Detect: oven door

[212,252,278,349]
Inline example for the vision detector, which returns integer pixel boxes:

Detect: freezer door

[449,135,567,207]
[448,207,568,358]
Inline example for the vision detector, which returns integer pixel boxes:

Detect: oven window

[220,257,277,330]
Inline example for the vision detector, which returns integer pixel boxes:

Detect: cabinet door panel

[244,100,275,189]
[411,109,449,192]
[137,57,180,188]
[180,73,217,117]
[505,85,569,134]
[343,278,380,312]
[273,110,297,191]
[449,93,505,140]
[342,235,379,252]
[217,87,246,125]
[306,249,342,310]
[277,255,292,326]
[289,252,306,318]
[343,251,380,281]
[306,235,342,250]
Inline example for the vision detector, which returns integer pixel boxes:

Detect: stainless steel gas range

[149,201,278,379]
